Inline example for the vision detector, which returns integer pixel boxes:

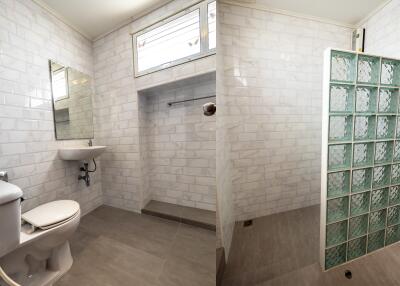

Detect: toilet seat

[22,200,80,230]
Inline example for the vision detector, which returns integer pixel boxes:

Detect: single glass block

[370,188,389,211]
[325,243,347,269]
[353,143,374,167]
[327,196,349,224]
[347,236,367,261]
[380,58,400,86]
[374,141,394,164]
[355,86,377,113]
[330,84,354,113]
[373,165,391,188]
[354,116,376,141]
[386,224,400,245]
[329,116,353,142]
[367,230,385,253]
[396,117,400,138]
[392,164,400,185]
[393,141,400,162]
[369,209,387,232]
[357,55,380,84]
[352,168,372,193]
[389,185,400,205]
[328,144,352,171]
[350,192,370,216]
[376,116,396,139]
[387,205,400,226]
[327,171,350,199]
[331,50,356,83]
[326,220,348,247]
[349,214,368,239]
[378,88,399,113]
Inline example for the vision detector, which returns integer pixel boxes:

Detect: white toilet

[0,180,80,286]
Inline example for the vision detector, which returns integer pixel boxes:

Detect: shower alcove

[137,72,216,230]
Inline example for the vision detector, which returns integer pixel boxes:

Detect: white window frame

[132,0,216,77]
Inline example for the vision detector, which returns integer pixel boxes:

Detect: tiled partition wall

[0,0,102,215]
[321,49,400,270]
[216,0,235,257]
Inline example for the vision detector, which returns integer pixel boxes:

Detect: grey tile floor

[55,206,215,286]
[222,205,400,286]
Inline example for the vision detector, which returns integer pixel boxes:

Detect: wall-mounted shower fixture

[78,159,97,187]
[203,102,216,116]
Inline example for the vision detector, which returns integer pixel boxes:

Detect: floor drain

[243,220,253,227]
[345,270,352,279]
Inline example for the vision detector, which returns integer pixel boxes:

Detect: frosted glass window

[134,0,216,76]
[136,10,200,73]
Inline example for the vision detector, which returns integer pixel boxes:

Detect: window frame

[132,0,216,77]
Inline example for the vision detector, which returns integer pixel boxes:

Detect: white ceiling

[34,0,390,41]
[34,0,173,40]
[231,0,389,26]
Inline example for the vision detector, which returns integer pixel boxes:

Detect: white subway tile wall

[219,2,353,221]
[361,0,400,58]
[138,94,151,209]
[92,23,143,211]
[92,0,216,212]
[140,75,216,211]
[0,0,102,214]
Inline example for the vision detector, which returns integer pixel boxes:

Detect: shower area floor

[222,205,400,286]
[142,200,216,231]
[55,205,215,286]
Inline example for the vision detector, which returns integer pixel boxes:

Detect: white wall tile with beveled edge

[219,1,353,221]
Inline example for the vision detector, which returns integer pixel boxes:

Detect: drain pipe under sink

[0,266,21,286]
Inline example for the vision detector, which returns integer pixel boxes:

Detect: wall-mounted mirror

[49,60,94,140]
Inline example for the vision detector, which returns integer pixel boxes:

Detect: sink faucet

[88,139,93,147]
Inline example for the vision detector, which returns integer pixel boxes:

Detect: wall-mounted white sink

[58,146,106,161]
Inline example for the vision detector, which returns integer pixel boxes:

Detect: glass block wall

[321,49,400,270]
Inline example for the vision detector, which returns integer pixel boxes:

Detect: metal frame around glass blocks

[321,48,400,271]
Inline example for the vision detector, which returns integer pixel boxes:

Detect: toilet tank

[0,181,23,257]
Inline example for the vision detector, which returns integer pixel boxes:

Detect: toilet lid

[22,200,80,229]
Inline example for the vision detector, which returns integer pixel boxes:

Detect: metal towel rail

[167,95,216,106]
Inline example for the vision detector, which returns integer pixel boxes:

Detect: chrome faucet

[0,171,8,182]
[88,139,93,146]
